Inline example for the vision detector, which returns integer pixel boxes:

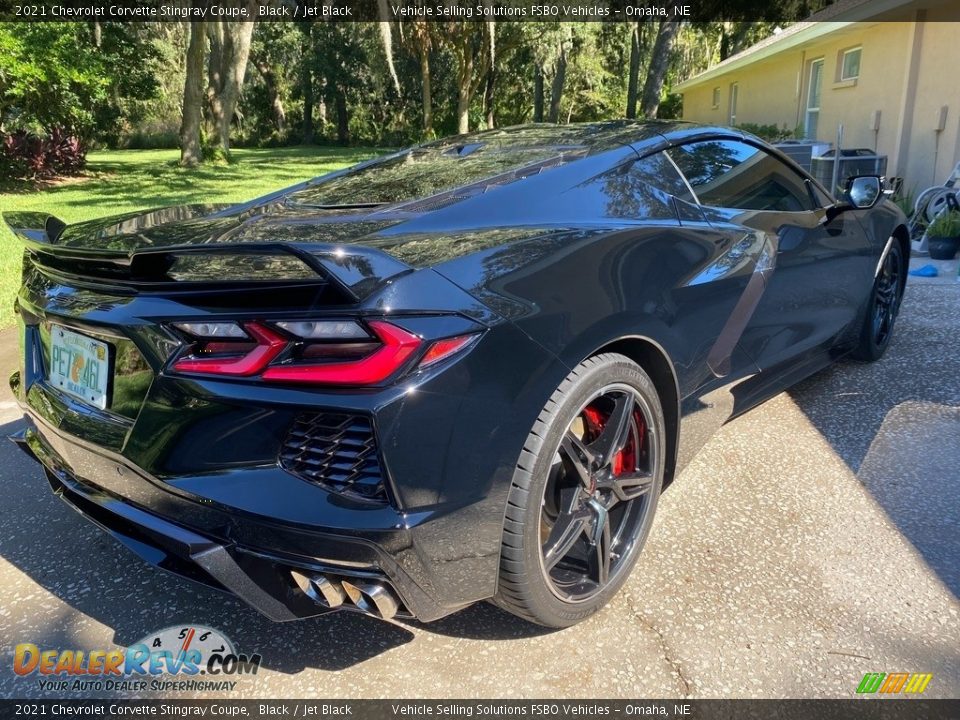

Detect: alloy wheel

[873,245,902,346]
[537,384,658,603]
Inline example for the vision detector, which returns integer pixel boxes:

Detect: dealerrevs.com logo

[12,625,261,693]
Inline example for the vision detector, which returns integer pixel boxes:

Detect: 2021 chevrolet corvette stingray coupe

[6,122,907,627]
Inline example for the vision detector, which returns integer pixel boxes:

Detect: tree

[179,21,205,166]
[0,22,160,140]
[204,15,256,155]
[533,65,544,122]
[522,23,566,123]
[547,37,567,124]
[243,22,301,144]
[443,20,496,134]
[640,20,681,119]
[298,22,315,143]
[177,4,257,163]
[625,23,641,119]
[376,0,402,98]
[312,22,387,145]
[405,20,434,138]
[482,19,496,129]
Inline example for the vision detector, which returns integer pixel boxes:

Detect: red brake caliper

[617,411,643,477]
[584,406,625,476]
[584,405,645,477]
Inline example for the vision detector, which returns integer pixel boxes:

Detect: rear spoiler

[3,212,67,245]
[3,212,413,302]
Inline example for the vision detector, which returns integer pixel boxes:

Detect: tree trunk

[300,26,314,143]
[626,23,641,119]
[316,83,327,129]
[179,21,206,167]
[419,45,433,137]
[483,21,496,129]
[455,50,473,134]
[451,22,493,135]
[205,22,224,139]
[533,65,544,122]
[211,19,255,155]
[548,41,566,124]
[484,66,496,129]
[376,0,401,97]
[250,47,286,135]
[640,20,680,119]
[334,90,350,144]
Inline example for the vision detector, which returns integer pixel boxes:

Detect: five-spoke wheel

[854,238,905,361]
[540,385,657,602]
[496,354,664,627]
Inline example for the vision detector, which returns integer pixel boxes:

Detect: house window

[728,83,739,125]
[840,47,861,81]
[712,87,720,109]
[805,59,824,139]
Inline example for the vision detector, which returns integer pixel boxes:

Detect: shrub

[124,129,180,150]
[926,209,960,239]
[737,123,793,142]
[1,129,87,181]
[893,185,916,219]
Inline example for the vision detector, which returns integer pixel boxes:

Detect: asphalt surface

[0,257,957,699]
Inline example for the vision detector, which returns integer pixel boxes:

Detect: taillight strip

[173,323,287,376]
[261,321,421,385]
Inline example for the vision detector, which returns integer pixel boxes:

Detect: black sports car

[6,122,907,628]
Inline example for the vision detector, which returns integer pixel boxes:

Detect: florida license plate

[49,326,111,410]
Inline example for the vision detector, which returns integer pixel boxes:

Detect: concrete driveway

[0,258,958,699]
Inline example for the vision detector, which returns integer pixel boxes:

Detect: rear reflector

[419,334,478,368]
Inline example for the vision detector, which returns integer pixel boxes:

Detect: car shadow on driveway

[0,416,550,675]
[787,284,960,597]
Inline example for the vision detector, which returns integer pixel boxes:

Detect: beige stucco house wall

[676,0,960,193]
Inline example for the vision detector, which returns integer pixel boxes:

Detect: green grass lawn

[0,145,382,329]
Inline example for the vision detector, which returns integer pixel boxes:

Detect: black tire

[494,353,665,628]
[852,239,905,362]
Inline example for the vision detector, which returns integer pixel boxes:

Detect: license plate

[49,326,111,410]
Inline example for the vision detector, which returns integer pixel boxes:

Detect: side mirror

[844,175,882,209]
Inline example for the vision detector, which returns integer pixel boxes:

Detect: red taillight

[172,319,479,386]
[261,321,421,385]
[172,323,286,376]
[420,334,478,368]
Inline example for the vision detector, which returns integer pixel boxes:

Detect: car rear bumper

[9,266,565,623]
[10,419,460,623]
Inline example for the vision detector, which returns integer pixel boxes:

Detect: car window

[635,151,694,201]
[809,180,834,207]
[286,143,587,207]
[668,139,815,213]
[572,152,685,220]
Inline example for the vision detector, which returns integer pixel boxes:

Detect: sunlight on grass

[0,146,382,329]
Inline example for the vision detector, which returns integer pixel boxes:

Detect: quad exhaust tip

[291,570,400,620]
[341,580,400,620]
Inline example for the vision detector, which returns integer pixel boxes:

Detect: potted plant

[926,210,960,260]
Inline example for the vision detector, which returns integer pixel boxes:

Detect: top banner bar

[0,0,942,24]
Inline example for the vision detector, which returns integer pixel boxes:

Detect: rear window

[287,143,586,208]
[569,152,683,220]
